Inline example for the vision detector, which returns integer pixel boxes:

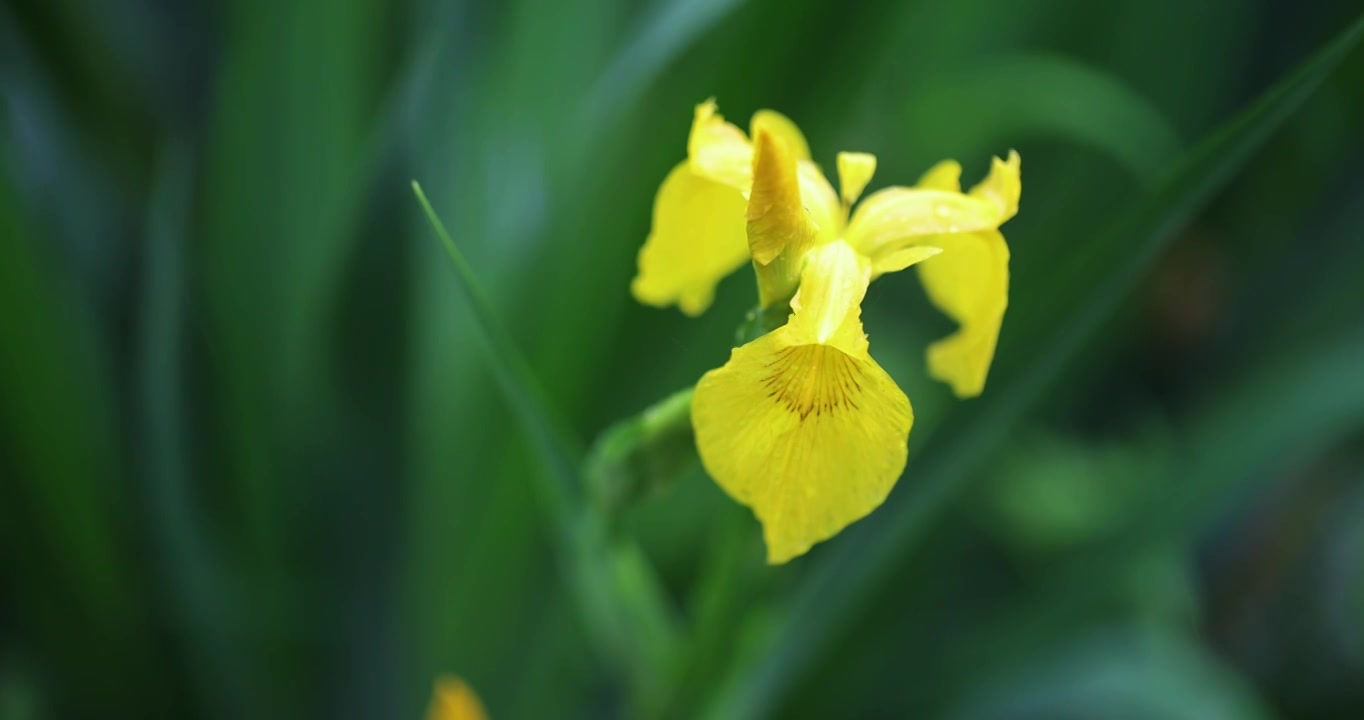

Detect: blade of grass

[411,182,679,702]
[398,0,625,682]
[412,181,579,510]
[700,14,1364,719]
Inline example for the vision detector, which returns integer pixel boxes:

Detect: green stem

[585,387,696,517]
[647,504,761,719]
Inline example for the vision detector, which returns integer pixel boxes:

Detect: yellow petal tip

[872,244,942,276]
[970,151,1021,221]
[747,129,812,266]
[751,109,812,162]
[428,676,487,720]
[837,152,878,207]
[765,538,809,565]
[917,159,963,192]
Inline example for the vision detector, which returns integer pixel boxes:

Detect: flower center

[761,344,863,420]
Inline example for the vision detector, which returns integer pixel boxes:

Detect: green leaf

[411,181,581,513]
[0,133,157,713]
[411,182,680,703]
[698,14,1364,719]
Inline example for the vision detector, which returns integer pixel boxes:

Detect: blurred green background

[3,0,1363,717]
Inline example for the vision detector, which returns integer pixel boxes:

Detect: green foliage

[2,1,1363,719]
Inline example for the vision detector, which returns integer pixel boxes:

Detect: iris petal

[692,331,912,564]
[748,130,815,266]
[843,152,1020,260]
[837,152,878,207]
[428,676,487,720]
[916,228,1010,397]
[692,241,912,563]
[842,153,1018,396]
[688,99,753,191]
[630,162,749,315]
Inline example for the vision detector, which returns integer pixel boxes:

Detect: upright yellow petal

[692,242,912,563]
[785,241,872,350]
[688,100,753,192]
[747,130,814,267]
[749,131,843,309]
[916,229,1010,397]
[836,152,878,208]
[751,109,811,162]
[917,159,962,192]
[631,161,749,315]
[428,676,488,720]
[797,161,843,242]
[968,150,1021,221]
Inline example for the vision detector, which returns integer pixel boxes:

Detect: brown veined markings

[761,345,863,420]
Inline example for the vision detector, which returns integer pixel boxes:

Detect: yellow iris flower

[427,676,488,720]
[632,100,1020,563]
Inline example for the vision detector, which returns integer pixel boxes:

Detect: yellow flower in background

[632,100,1020,562]
[427,676,487,720]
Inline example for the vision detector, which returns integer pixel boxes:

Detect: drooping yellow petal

[692,336,912,564]
[631,161,749,315]
[747,130,814,267]
[916,229,1010,397]
[872,245,942,276]
[906,155,1017,396]
[428,676,488,720]
[836,152,878,207]
[692,241,912,563]
[688,100,754,192]
[751,109,811,162]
